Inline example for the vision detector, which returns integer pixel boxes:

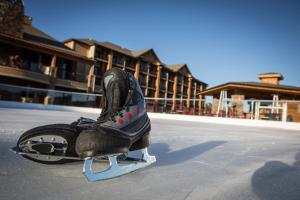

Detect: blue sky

[24,0,300,87]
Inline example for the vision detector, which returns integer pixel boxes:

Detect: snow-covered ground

[1,108,300,200]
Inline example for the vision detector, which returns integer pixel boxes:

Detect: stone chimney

[23,16,32,25]
[258,73,284,85]
[0,0,24,38]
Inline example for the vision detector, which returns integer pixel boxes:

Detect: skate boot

[75,68,155,181]
[76,68,151,158]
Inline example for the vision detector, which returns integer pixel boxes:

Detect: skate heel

[129,133,150,151]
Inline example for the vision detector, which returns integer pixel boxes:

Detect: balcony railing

[56,71,87,83]
[0,83,102,108]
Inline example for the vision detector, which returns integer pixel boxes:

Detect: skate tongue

[97,108,123,124]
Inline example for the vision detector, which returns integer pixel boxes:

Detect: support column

[44,96,50,105]
[193,82,197,112]
[187,75,192,109]
[44,55,57,105]
[134,60,140,80]
[50,55,57,77]
[172,74,178,111]
[87,64,95,93]
[88,45,96,59]
[154,65,162,112]
[38,54,42,71]
[198,84,203,113]
[106,51,113,70]
[180,76,184,110]
[164,72,169,112]
[145,64,150,96]
[123,58,126,70]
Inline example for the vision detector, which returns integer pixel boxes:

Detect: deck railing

[0,83,299,122]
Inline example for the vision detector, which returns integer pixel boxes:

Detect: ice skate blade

[10,146,82,161]
[83,148,156,182]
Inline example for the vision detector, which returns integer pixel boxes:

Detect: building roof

[200,81,300,96]
[66,38,154,59]
[22,24,69,50]
[192,76,208,86]
[130,48,152,57]
[165,64,207,85]
[12,25,94,63]
[166,64,186,72]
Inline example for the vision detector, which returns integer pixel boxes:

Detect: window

[112,53,125,66]
[95,47,109,60]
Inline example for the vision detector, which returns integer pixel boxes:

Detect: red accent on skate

[126,113,132,121]
[136,107,140,115]
[117,118,124,125]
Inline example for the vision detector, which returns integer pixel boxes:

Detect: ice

[0,108,300,200]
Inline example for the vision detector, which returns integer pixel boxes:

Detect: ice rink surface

[1,108,300,200]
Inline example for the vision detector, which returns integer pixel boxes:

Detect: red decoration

[126,113,132,121]
[117,118,124,125]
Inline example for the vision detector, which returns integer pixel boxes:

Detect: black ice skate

[11,68,155,182]
[76,68,156,181]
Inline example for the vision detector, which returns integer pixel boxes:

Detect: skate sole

[129,132,150,151]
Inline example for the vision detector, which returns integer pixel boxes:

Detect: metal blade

[83,148,156,182]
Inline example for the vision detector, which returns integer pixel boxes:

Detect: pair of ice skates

[11,68,156,182]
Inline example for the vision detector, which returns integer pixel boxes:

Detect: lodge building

[0,1,207,113]
[63,38,207,112]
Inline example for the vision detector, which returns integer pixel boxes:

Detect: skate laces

[97,89,135,124]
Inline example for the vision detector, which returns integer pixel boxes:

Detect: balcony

[54,70,88,91]
[149,73,157,78]
[55,78,88,91]
[160,72,167,79]
[0,65,51,85]
[0,64,89,91]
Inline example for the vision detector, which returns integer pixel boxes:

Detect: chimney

[0,0,25,38]
[258,73,284,85]
[23,16,32,25]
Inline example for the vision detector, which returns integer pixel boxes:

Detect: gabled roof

[164,64,207,85]
[166,64,192,74]
[192,75,208,87]
[199,81,300,96]
[67,38,133,57]
[66,38,162,64]
[22,24,70,50]
[132,48,161,64]
[100,41,133,56]
[166,64,185,72]
[13,25,94,63]
[130,48,151,57]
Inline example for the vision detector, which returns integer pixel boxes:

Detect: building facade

[64,38,207,113]
[199,73,300,122]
